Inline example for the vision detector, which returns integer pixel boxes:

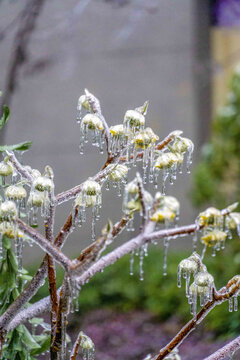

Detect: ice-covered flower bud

[108,165,128,181]
[125,190,153,213]
[75,193,102,208]
[178,258,199,275]
[155,194,180,214]
[28,191,44,207]
[78,95,91,111]
[0,162,13,177]
[82,180,101,196]
[31,169,41,179]
[189,282,210,297]
[151,208,175,223]
[109,124,126,137]
[82,114,103,131]
[154,152,182,169]
[125,179,139,194]
[194,272,214,287]
[201,230,227,247]
[5,185,27,200]
[227,212,240,230]
[133,127,159,149]
[124,109,145,131]
[34,176,53,192]
[80,333,94,350]
[198,207,221,226]
[0,201,18,221]
[172,137,194,154]
[0,222,19,238]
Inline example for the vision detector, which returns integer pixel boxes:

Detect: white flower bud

[28,191,44,207]
[154,152,182,169]
[34,176,53,192]
[189,282,209,296]
[0,222,19,238]
[125,180,139,194]
[155,194,180,214]
[82,180,101,196]
[179,258,198,274]
[227,212,240,230]
[109,124,126,137]
[198,207,221,226]
[5,185,27,200]
[0,162,13,176]
[82,114,103,131]
[124,109,145,130]
[75,194,101,208]
[172,137,194,154]
[201,230,227,247]
[78,95,91,111]
[108,165,128,181]
[133,127,159,149]
[194,272,214,287]
[151,208,176,223]
[0,201,18,221]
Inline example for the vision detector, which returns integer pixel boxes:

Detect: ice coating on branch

[164,348,181,360]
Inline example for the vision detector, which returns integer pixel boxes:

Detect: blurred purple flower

[214,0,240,27]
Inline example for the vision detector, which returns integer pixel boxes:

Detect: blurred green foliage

[192,66,240,208]
[31,243,240,338]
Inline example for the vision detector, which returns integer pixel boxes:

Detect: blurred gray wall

[0,0,207,262]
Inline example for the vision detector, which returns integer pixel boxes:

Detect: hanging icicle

[154,151,183,191]
[201,229,227,256]
[33,175,54,221]
[132,127,159,171]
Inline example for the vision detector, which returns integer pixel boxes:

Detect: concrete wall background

[0,0,201,262]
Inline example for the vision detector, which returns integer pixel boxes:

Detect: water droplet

[130,251,134,276]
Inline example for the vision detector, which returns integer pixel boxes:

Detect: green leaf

[30,335,51,356]
[0,105,10,130]
[21,326,41,349]
[0,141,32,152]
[28,318,44,326]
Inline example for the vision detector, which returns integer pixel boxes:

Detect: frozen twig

[6,150,34,182]
[17,219,72,271]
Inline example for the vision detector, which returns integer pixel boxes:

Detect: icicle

[192,230,198,250]
[91,206,96,241]
[105,178,110,191]
[149,145,155,183]
[130,251,134,276]
[186,273,191,297]
[154,168,160,189]
[186,146,194,174]
[163,238,169,276]
[178,162,183,174]
[76,102,82,124]
[229,297,233,312]
[162,168,169,195]
[201,244,207,260]
[211,247,216,257]
[189,285,197,317]
[234,296,238,312]
[126,217,134,232]
[139,247,144,281]
[177,266,182,288]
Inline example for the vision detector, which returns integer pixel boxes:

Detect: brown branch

[70,331,82,360]
[153,280,240,359]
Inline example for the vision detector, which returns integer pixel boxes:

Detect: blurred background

[1,0,240,359]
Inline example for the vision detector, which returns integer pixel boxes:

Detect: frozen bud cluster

[27,191,45,227]
[201,229,227,250]
[198,207,222,227]
[124,109,145,134]
[178,253,215,316]
[109,124,128,155]
[133,127,159,149]
[73,179,102,240]
[0,160,13,185]
[107,164,128,195]
[177,252,200,295]
[0,201,18,222]
[34,176,53,192]
[79,331,95,360]
[77,94,91,123]
[151,193,180,224]
[79,114,104,154]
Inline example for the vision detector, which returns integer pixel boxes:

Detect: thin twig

[17,219,72,271]
[6,150,34,182]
